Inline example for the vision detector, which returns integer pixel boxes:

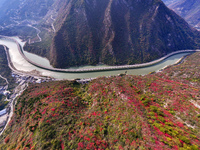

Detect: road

[0,46,29,136]
[51,15,56,33]
[0,46,53,136]
[27,24,42,43]
[0,79,28,136]
[0,40,55,136]
[0,75,8,84]
[12,40,200,72]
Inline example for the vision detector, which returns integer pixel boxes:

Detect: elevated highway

[1,35,199,73]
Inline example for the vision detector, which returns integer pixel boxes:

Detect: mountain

[0,0,200,68]
[49,0,200,68]
[0,0,59,46]
[0,0,65,57]
[163,0,200,30]
[0,52,200,149]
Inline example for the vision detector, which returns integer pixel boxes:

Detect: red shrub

[4,136,9,143]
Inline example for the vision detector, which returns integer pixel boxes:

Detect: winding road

[0,80,28,136]
[51,15,56,33]
[0,43,50,136]
[0,75,8,84]
[27,24,42,43]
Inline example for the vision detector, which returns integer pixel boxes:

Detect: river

[0,37,193,80]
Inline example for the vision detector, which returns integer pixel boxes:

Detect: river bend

[0,36,198,80]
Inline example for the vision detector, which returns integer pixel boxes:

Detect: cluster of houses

[12,73,51,84]
[0,86,10,96]
[0,73,53,130]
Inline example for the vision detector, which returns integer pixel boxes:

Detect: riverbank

[15,41,200,73]
[0,35,199,80]
[24,49,199,73]
[0,41,55,136]
[1,35,200,73]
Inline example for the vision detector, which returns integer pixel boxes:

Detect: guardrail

[1,35,199,73]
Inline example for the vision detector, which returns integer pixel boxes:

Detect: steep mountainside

[0,0,200,68]
[164,0,200,30]
[0,52,200,149]
[49,0,200,68]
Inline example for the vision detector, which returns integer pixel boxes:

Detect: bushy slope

[49,0,200,68]
[0,52,200,149]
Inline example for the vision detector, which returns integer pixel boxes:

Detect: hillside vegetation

[0,52,200,149]
[49,0,200,68]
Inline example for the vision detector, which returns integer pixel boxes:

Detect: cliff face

[49,0,200,68]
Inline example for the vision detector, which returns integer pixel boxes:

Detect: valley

[0,35,198,139]
[0,36,196,79]
[0,0,199,149]
[0,0,200,68]
[0,51,199,149]
[0,32,199,146]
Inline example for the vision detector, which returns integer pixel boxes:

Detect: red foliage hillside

[0,52,200,149]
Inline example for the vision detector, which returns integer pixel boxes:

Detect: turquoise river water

[0,37,192,80]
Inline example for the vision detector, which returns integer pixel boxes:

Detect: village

[0,72,55,135]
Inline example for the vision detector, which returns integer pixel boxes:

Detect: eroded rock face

[49,0,200,68]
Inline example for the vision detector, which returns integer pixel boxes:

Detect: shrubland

[0,52,200,149]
